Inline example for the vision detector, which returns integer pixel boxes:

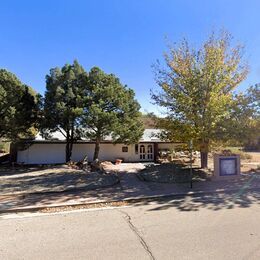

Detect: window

[147,145,153,159]
[122,146,128,153]
[135,144,138,154]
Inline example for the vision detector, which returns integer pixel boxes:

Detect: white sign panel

[220,158,237,176]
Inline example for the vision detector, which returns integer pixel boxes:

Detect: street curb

[0,186,259,215]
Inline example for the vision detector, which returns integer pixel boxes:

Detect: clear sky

[1,0,260,114]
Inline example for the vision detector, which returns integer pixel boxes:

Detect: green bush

[218,147,252,160]
[0,141,10,153]
[239,152,252,160]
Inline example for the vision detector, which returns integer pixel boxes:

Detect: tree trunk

[200,151,208,168]
[65,126,75,163]
[65,140,71,162]
[200,140,209,168]
[65,132,73,163]
[93,138,101,161]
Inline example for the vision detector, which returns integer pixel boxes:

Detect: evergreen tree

[0,69,38,141]
[42,60,87,162]
[82,67,144,160]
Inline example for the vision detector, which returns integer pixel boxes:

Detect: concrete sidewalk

[0,172,259,213]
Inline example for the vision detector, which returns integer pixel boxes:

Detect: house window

[122,146,128,152]
[135,144,138,154]
[147,145,153,160]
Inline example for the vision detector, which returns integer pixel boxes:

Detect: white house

[14,129,178,164]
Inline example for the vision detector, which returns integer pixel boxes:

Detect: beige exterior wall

[17,142,178,164]
[17,143,150,164]
[157,143,176,150]
[71,143,138,162]
[17,143,66,164]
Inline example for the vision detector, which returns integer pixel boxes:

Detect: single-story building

[14,129,180,164]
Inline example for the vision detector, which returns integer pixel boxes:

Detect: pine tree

[82,67,144,160]
[0,69,38,141]
[42,60,87,162]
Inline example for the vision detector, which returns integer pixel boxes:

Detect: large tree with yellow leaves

[152,31,249,168]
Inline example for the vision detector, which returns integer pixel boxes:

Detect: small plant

[235,151,252,160]
[241,153,252,160]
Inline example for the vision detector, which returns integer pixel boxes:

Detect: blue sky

[1,0,260,114]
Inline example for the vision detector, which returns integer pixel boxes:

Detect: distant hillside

[141,114,157,129]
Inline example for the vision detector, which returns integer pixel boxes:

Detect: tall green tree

[42,60,87,162]
[219,84,260,148]
[82,67,144,160]
[152,31,248,168]
[0,69,38,141]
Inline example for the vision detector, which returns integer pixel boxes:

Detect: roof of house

[35,129,163,143]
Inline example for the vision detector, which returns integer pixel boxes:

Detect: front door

[139,144,154,161]
[139,145,146,160]
[147,145,153,160]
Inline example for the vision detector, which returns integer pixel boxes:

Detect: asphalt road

[0,194,260,260]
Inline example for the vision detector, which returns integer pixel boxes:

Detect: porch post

[154,142,158,162]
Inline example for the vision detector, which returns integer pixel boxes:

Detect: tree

[152,31,248,168]
[0,69,38,141]
[42,60,87,162]
[219,84,260,148]
[82,67,144,160]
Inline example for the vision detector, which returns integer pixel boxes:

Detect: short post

[189,140,193,189]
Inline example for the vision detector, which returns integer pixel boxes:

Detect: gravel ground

[0,152,258,195]
[0,166,119,195]
[193,152,260,171]
[138,163,209,183]
[101,162,145,173]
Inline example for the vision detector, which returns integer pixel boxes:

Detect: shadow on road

[131,188,260,212]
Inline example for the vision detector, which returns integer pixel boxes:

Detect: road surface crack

[119,210,155,260]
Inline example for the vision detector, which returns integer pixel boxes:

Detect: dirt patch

[101,162,145,173]
[0,166,119,195]
[192,152,260,173]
